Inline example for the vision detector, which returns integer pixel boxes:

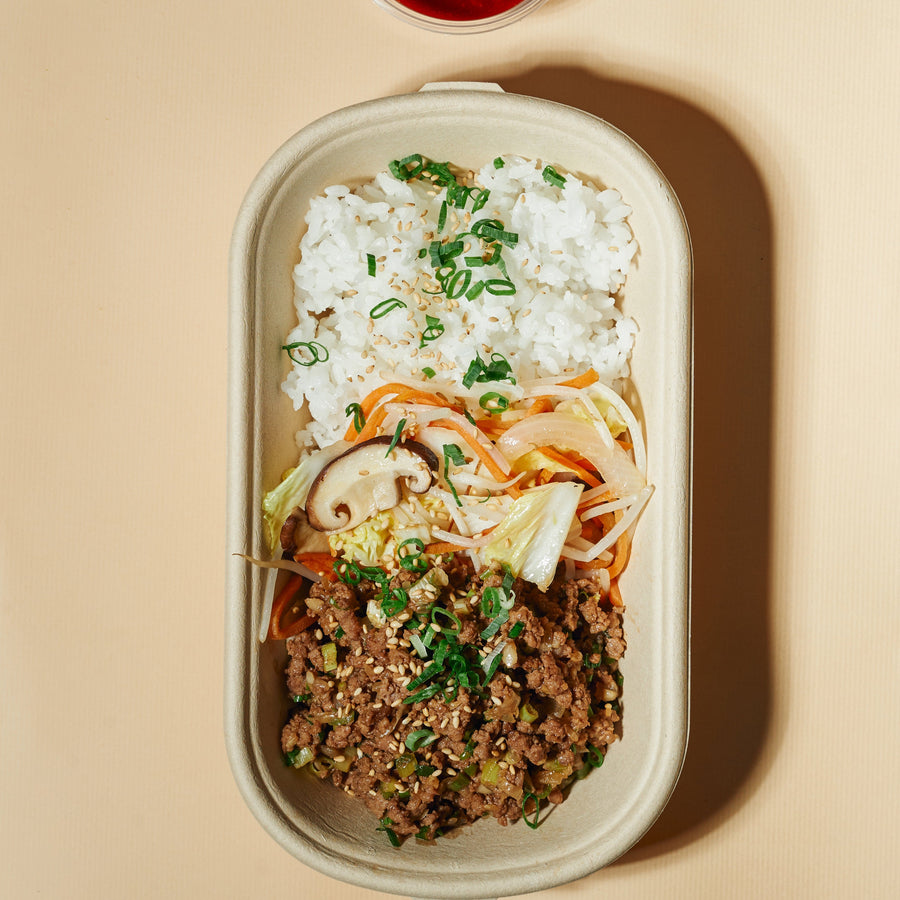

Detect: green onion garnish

[445,268,472,300]
[405,729,438,751]
[471,188,490,212]
[377,816,401,847]
[344,402,366,434]
[479,392,509,415]
[398,537,428,573]
[369,298,407,319]
[430,606,461,634]
[438,200,448,232]
[420,314,445,348]
[493,157,505,169]
[465,280,485,302]
[389,153,425,181]
[333,560,362,585]
[542,164,566,188]
[417,247,428,258]
[522,792,542,829]
[381,587,408,617]
[367,253,376,276]
[385,417,407,457]
[484,278,516,295]
[282,340,329,367]
[462,352,516,388]
[422,366,436,378]
[509,622,524,639]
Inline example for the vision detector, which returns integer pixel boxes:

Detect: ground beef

[280,557,625,843]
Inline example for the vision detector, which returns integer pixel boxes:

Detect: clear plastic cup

[373,0,549,34]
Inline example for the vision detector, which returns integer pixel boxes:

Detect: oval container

[226,83,692,899]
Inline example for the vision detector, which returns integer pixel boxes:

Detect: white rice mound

[283,156,638,449]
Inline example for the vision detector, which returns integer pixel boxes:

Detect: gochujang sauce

[394,0,524,21]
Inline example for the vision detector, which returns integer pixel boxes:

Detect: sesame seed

[373,666,384,674]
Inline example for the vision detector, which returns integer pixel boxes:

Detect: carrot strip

[559,368,599,389]
[351,388,460,443]
[343,383,459,441]
[294,552,338,579]
[429,417,522,497]
[535,445,603,487]
[605,516,632,579]
[609,578,624,607]
[526,397,554,416]
[425,541,469,555]
[269,574,316,640]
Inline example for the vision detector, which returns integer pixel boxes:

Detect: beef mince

[280,557,625,843]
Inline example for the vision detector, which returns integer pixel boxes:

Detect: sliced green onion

[420,314,445,348]
[422,366,436,378]
[417,247,428,258]
[282,341,329,366]
[519,701,539,724]
[471,188,490,212]
[409,632,429,658]
[445,268,472,300]
[369,298,407,319]
[465,280,486,302]
[334,560,362,585]
[344,402,366,434]
[585,743,605,768]
[394,753,416,778]
[385,417,407,457]
[416,763,437,777]
[484,279,516,295]
[438,200,448,232]
[522,792,542,829]
[542,164,566,188]
[377,815,401,847]
[381,587,408,617]
[479,391,509,415]
[398,537,427,573]
[321,642,337,673]
[493,156,505,169]
[509,621,524,639]
[480,758,501,785]
[405,729,438,751]
[367,253,376,276]
[443,442,466,466]
[389,153,425,181]
[430,606,461,634]
[283,745,314,768]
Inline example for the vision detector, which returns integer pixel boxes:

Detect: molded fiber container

[226,83,692,899]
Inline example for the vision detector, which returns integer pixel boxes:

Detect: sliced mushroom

[305,436,438,534]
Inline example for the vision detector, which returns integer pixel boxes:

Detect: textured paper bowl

[226,83,692,899]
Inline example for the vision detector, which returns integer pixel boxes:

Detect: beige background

[2,1,898,897]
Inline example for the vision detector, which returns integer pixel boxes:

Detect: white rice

[283,156,638,449]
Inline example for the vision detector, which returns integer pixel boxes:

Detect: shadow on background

[495,67,777,858]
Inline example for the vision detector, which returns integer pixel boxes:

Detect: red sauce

[393,0,525,21]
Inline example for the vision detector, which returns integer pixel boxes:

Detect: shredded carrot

[294,552,338,580]
[351,387,459,443]
[536,445,603,488]
[605,513,631,579]
[525,396,554,416]
[615,438,634,452]
[559,368,599,389]
[609,578,624,607]
[425,541,470,555]
[343,383,459,441]
[269,574,316,640]
[429,417,522,497]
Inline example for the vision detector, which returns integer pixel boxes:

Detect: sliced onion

[561,485,654,562]
[429,527,494,549]
[522,386,614,449]
[496,413,644,497]
[585,381,648,476]
[580,492,642,519]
